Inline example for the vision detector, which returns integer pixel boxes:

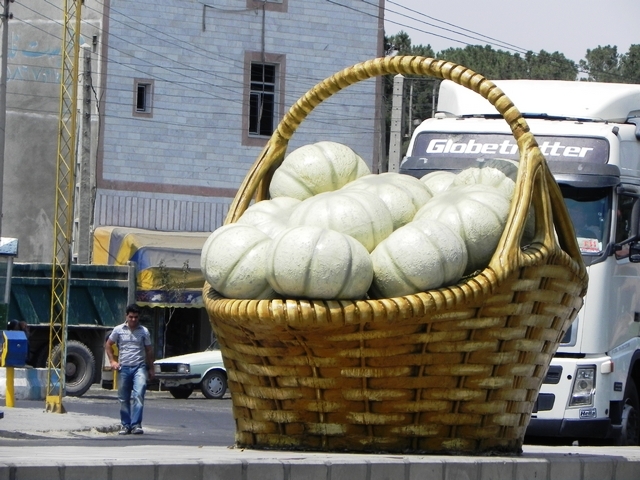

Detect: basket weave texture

[204,56,588,455]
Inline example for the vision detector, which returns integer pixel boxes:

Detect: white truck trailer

[401,79,640,445]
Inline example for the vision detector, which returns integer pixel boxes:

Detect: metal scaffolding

[45,0,82,414]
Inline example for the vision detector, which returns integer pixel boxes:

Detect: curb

[0,445,639,480]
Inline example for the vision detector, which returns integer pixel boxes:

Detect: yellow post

[5,366,14,407]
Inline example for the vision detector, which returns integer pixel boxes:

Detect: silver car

[153,345,227,399]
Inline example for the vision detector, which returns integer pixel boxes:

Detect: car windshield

[561,185,611,255]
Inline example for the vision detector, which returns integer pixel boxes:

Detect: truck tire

[618,378,640,446]
[51,340,96,397]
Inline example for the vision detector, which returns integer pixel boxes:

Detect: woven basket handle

[225,56,583,274]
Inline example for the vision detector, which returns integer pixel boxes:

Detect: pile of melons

[201,141,524,301]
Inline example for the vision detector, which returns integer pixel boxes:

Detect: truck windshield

[561,185,611,255]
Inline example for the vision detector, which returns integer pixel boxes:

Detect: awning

[93,226,211,308]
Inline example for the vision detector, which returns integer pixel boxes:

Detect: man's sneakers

[119,425,143,435]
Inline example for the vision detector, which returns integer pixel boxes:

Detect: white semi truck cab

[402,79,640,445]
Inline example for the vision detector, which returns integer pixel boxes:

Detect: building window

[133,79,153,117]
[249,63,276,137]
[243,52,285,147]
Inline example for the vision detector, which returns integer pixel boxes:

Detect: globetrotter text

[426,139,594,158]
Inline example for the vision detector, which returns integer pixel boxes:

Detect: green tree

[620,45,640,83]
[437,45,526,79]
[524,50,578,80]
[579,45,621,82]
[385,31,411,55]
[435,46,577,81]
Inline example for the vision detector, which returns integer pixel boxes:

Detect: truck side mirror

[629,242,640,263]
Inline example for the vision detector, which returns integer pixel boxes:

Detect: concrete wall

[3,2,104,262]
[0,367,48,400]
[3,6,62,262]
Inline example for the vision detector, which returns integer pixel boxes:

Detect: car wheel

[617,378,640,446]
[169,386,194,399]
[201,370,227,399]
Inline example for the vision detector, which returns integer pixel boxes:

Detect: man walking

[106,304,155,435]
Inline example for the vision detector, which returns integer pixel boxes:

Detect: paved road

[0,384,236,447]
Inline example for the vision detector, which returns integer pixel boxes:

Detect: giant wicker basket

[203,56,588,455]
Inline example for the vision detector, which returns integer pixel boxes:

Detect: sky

[383,0,640,63]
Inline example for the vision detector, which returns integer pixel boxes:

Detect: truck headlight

[153,364,161,374]
[569,365,596,407]
[177,364,190,374]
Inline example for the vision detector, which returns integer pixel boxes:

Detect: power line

[328,0,527,55]
[14,3,381,118]
[384,0,529,54]
[326,0,629,82]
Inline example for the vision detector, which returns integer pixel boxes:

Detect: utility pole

[74,47,92,264]
[0,0,12,239]
[388,74,404,173]
[408,79,413,139]
[432,80,438,118]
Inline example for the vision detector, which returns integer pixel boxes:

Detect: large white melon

[370,219,467,298]
[420,170,457,195]
[236,197,301,238]
[413,184,511,275]
[452,166,516,198]
[343,172,432,230]
[269,141,370,200]
[266,226,373,299]
[287,189,394,252]
[200,224,275,299]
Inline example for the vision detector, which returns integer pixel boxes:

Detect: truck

[8,262,135,396]
[400,79,640,446]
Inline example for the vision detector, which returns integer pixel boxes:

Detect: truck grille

[532,393,555,413]
[543,365,563,384]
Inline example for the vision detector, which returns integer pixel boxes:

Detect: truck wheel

[201,370,227,399]
[51,340,96,397]
[618,378,640,446]
[169,386,194,399]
